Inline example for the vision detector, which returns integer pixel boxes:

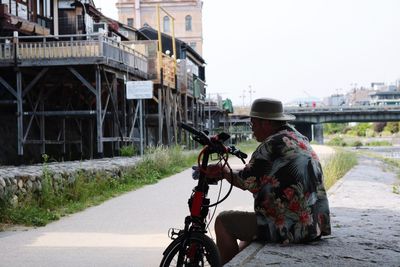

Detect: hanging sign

[126,81,153,99]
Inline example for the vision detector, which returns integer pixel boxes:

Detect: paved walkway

[226,156,400,266]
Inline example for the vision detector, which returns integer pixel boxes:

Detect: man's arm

[221,166,247,190]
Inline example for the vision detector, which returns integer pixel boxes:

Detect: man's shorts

[216,210,258,241]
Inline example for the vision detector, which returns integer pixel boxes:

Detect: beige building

[116,0,203,55]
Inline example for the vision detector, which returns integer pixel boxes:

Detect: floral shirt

[235,124,331,243]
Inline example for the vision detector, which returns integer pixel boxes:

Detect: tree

[324,123,348,135]
[384,122,399,134]
[353,123,371,137]
[373,122,386,133]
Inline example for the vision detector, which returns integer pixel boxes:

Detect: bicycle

[159,122,247,267]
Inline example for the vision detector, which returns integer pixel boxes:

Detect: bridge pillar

[313,123,324,144]
[292,122,313,142]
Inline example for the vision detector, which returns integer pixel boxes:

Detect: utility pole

[248,85,255,105]
[240,89,246,107]
[208,93,211,129]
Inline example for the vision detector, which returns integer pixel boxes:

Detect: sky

[95,0,400,105]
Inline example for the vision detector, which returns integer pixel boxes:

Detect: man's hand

[191,164,226,181]
[205,163,226,181]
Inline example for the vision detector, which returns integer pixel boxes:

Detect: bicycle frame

[166,123,247,266]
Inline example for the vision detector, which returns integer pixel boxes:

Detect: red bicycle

[159,123,247,267]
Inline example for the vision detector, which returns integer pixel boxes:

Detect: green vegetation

[0,146,198,228]
[324,121,400,140]
[365,140,392,146]
[384,122,399,134]
[393,185,400,195]
[235,139,258,154]
[0,139,360,229]
[120,145,137,157]
[326,136,347,147]
[323,123,348,135]
[345,122,372,137]
[323,149,358,190]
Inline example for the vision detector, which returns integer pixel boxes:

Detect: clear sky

[95,0,400,105]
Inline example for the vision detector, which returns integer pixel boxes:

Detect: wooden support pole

[16,71,23,157]
[158,86,162,145]
[95,66,103,157]
[40,100,45,154]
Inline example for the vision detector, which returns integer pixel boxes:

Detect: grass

[365,140,392,146]
[322,149,358,190]
[393,185,400,195]
[0,146,198,228]
[120,145,137,157]
[0,140,359,229]
[325,135,393,148]
[234,139,258,154]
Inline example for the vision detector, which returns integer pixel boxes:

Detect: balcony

[0,33,148,78]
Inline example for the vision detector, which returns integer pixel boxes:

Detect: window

[127,18,134,27]
[163,16,170,32]
[185,15,192,31]
[189,42,196,50]
[36,0,51,18]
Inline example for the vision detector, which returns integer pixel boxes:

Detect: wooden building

[0,0,207,164]
[136,26,206,147]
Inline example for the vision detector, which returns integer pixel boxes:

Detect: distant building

[369,91,400,106]
[346,88,374,106]
[323,94,346,106]
[371,82,385,91]
[116,0,203,55]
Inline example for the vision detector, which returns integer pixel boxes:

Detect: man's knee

[215,211,232,232]
[215,210,257,241]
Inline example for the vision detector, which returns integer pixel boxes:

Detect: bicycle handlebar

[179,122,248,161]
[227,145,248,162]
[179,122,209,146]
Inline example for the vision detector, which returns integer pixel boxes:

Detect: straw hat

[250,98,295,121]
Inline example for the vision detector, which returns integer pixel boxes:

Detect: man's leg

[215,214,239,264]
[214,211,257,265]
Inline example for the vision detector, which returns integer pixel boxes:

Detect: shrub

[373,122,386,133]
[120,145,137,157]
[323,123,348,135]
[349,140,363,147]
[384,122,399,134]
[327,136,347,146]
[365,140,392,146]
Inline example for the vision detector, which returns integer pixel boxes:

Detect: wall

[0,156,141,204]
[117,0,203,55]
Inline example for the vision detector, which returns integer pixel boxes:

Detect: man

[210,98,331,264]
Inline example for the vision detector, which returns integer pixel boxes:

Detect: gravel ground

[226,155,400,267]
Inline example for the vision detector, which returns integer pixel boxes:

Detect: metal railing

[285,105,400,113]
[0,33,148,73]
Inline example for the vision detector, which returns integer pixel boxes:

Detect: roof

[370,91,400,96]
[138,26,205,64]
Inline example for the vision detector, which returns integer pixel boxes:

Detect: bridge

[224,106,400,144]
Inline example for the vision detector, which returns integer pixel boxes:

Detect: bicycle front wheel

[160,232,221,267]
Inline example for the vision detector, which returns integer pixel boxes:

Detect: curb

[224,242,264,266]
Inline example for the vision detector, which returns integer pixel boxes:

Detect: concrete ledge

[224,242,264,267]
[224,156,400,266]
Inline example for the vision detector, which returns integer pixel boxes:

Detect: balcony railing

[0,33,148,74]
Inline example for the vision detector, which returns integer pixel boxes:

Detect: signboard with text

[126,81,153,99]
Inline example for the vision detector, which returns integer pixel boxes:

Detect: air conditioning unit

[93,22,108,34]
